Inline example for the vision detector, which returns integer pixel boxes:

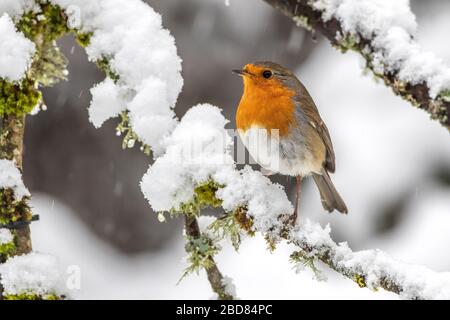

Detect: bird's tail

[312,168,348,214]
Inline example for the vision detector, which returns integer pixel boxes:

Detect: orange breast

[236,77,297,137]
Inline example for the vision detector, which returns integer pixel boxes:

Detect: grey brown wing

[293,91,336,173]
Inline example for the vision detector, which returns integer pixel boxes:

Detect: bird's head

[232,61,297,97]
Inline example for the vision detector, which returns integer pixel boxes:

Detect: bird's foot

[289,209,298,226]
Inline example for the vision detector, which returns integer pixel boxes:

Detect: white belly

[238,126,322,177]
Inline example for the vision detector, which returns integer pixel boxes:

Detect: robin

[233,61,347,224]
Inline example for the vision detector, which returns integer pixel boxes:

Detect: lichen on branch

[183,216,235,300]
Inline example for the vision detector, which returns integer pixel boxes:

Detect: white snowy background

[16,0,450,299]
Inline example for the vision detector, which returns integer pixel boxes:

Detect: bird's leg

[290,175,302,226]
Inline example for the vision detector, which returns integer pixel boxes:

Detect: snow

[0,252,65,298]
[48,0,183,156]
[140,104,293,235]
[88,78,128,128]
[0,14,36,82]
[221,276,237,298]
[0,0,38,20]
[215,167,293,234]
[291,219,450,300]
[197,215,217,240]
[311,0,450,98]
[0,159,30,199]
[141,104,233,211]
[0,229,13,245]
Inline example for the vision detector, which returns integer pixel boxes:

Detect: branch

[0,115,33,299]
[184,216,234,300]
[262,0,450,131]
[282,219,450,300]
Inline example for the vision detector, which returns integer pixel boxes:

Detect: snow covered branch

[262,0,450,131]
[285,219,450,299]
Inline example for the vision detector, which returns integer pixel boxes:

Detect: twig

[184,216,234,300]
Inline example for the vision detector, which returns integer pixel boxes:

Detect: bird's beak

[232,69,248,77]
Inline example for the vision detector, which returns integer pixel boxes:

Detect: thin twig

[184,216,234,300]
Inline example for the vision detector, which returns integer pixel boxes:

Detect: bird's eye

[262,70,273,79]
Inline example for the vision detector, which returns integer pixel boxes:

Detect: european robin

[233,61,347,224]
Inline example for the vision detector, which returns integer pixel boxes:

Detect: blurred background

[23,0,450,299]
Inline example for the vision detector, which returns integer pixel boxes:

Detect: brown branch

[184,216,233,300]
[0,115,33,256]
[0,115,33,299]
[262,0,450,131]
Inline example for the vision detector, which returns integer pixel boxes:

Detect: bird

[233,61,347,224]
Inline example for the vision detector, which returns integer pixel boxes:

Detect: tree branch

[0,115,33,299]
[184,216,234,300]
[262,0,450,131]
[279,219,450,300]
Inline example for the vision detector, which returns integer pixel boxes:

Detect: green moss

[0,79,42,117]
[96,58,120,82]
[439,90,450,103]
[175,181,223,217]
[3,293,62,300]
[76,32,92,48]
[353,274,367,288]
[4,3,70,116]
[0,189,32,226]
[0,240,16,258]
[17,4,69,42]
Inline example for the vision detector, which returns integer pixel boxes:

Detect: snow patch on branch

[141,104,233,211]
[0,252,65,298]
[140,103,293,234]
[0,0,38,20]
[291,219,450,300]
[88,78,128,128]
[198,215,218,240]
[50,0,183,156]
[221,276,237,298]
[0,229,13,245]
[215,167,293,234]
[0,159,30,199]
[0,14,36,82]
[311,0,450,98]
